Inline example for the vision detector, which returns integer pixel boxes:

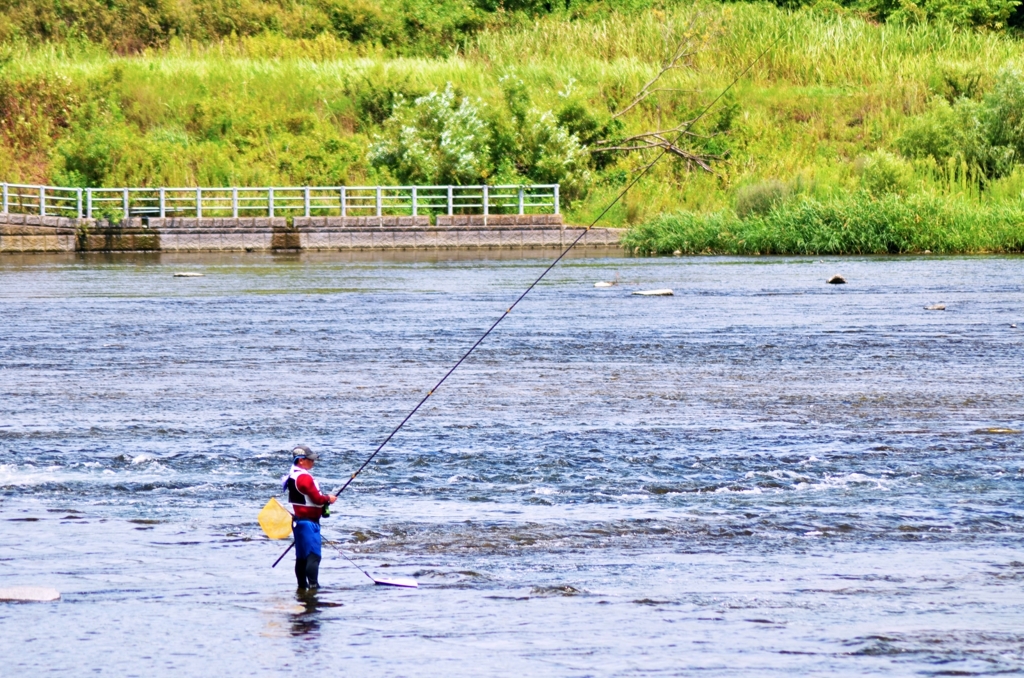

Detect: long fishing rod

[272,19,787,568]
[328,30,785,496]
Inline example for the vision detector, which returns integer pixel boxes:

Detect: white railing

[0,183,560,220]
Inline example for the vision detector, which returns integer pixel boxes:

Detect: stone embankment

[0,213,623,253]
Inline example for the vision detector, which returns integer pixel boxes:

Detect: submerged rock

[827,275,846,284]
[632,289,674,296]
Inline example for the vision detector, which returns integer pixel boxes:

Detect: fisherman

[284,445,337,591]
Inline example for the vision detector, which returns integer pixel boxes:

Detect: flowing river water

[1,251,1022,676]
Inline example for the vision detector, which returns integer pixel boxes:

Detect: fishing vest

[286,466,322,508]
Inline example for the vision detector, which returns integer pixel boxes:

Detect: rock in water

[594,281,615,288]
[632,289,674,296]
[173,272,204,278]
[925,304,946,311]
[0,586,61,602]
[827,275,846,285]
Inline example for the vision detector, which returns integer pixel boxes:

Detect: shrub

[857,150,914,196]
[897,82,1017,180]
[368,84,490,185]
[735,180,788,219]
[369,79,592,196]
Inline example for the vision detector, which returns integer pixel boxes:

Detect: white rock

[0,586,61,602]
[594,281,615,288]
[173,272,204,278]
[632,289,674,296]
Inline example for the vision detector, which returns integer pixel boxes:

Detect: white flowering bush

[521,109,591,198]
[370,79,592,201]
[369,84,489,185]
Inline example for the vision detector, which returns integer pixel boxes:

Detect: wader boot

[295,553,321,590]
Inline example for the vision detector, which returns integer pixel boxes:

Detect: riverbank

[4,3,1024,230]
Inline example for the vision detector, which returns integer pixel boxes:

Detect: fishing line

[272,16,788,568]
[323,540,376,583]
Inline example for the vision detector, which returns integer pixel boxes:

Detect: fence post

[159,188,166,218]
[86,188,92,219]
[268,187,274,218]
[232,187,238,218]
[553,184,560,215]
[447,185,453,216]
[122,188,129,220]
[518,186,524,215]
[340,186,346,217]
[375,187,382,217]
[76,189,83,219]
[482,185,489,217]
[196,188,202,218]
[1,183,7,213]
[411,187,417,217]
[40,186,46,217]
[304,187,310,217]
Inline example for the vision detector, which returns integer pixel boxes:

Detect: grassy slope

[2,2,1024,251]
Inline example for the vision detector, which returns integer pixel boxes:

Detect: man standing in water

[284,446,337,591]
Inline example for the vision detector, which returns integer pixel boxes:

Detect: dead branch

[596,10,728,174]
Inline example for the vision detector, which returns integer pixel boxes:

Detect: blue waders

[293,520,322,589]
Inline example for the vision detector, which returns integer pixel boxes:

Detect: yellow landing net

[258,497,293,540]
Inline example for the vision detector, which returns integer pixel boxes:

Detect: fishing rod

[328,30,785,496]
[272,19,788,567]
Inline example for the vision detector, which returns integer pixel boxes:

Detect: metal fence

[0,183,560,220]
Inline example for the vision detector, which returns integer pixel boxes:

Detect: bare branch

[596,10,729,175]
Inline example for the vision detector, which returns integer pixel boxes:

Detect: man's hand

[327,494,337,504]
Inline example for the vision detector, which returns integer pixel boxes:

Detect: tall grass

[623,193,1024,255]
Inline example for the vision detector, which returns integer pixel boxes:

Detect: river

[1,251,1022,675]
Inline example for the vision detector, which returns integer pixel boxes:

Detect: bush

[369,80,591,196]
[857,150,914,196]
[735,180,788,219]
[368,84,491,185]
[897,67,1024,179]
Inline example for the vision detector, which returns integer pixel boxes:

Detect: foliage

[369,84,491,185]
[369,80,591,199]
[3,1,1024,254]
[735,180,789,219]
[759,0,1022,29]
[856,150,914,196]
[897,68,1024,179]
[624,193,1024,255]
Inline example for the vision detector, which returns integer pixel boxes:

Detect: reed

[623,193,1024,255]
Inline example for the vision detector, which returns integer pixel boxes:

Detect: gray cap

[292,445,319,462]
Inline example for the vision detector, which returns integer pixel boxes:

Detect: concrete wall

[0,214,78,252]
[434,214,562,227]
[1,211,623,252]
[297,226,622,250]
[146,217,289,251]
[294,216,431,228]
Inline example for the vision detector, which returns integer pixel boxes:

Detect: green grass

[2,2,1024,252]
[623,193,1024,255]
